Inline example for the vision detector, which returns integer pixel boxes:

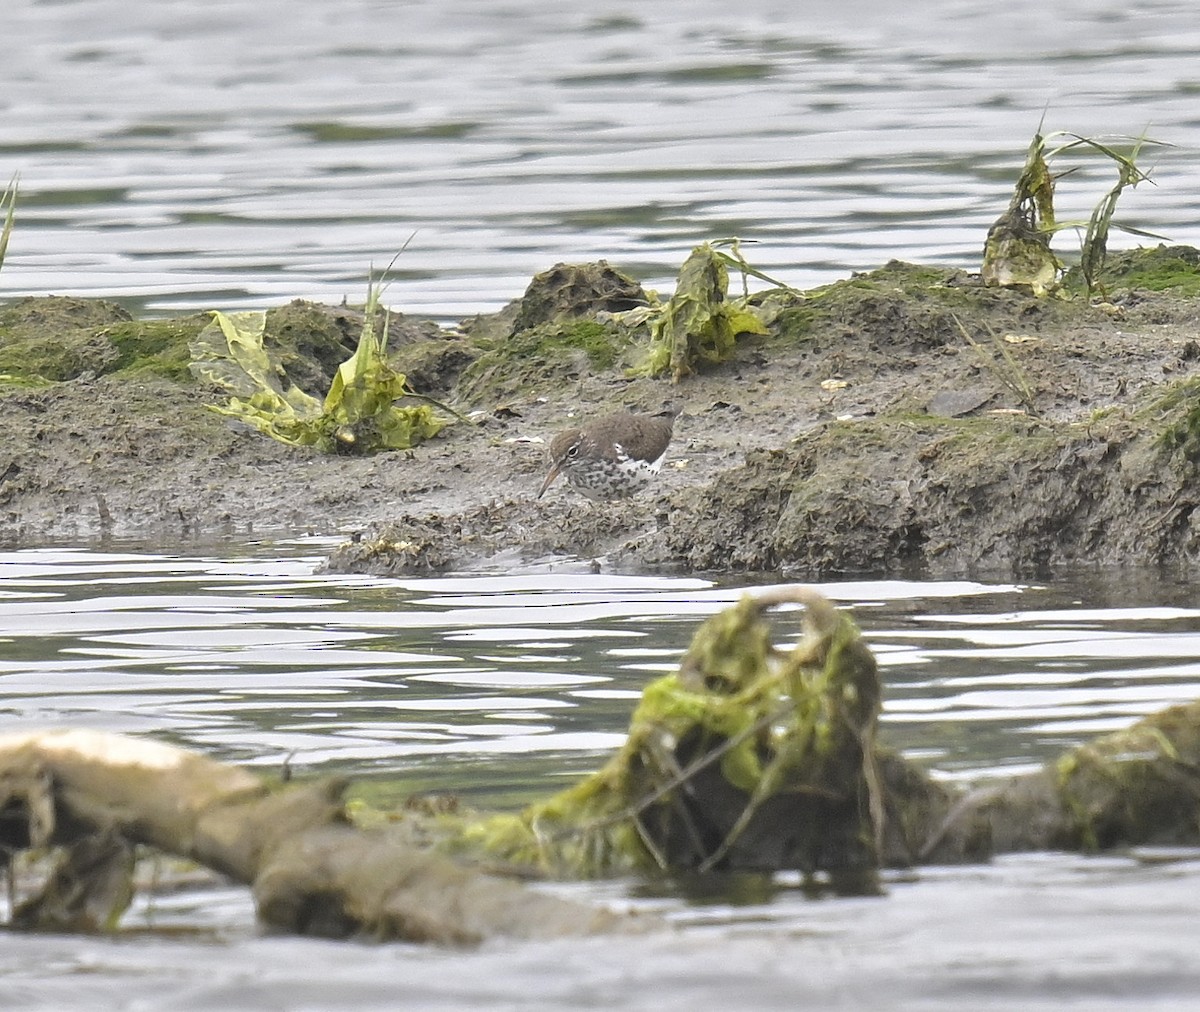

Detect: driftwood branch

[0,729,628,942]
[3,592,1199,944]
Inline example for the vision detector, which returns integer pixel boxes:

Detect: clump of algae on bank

[982,126,1166,299]
[190,268,448,454]
[457,243,791,401]
[625,240,777,381]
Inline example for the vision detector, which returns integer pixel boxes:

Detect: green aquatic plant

[1068,133,1164,298]
[983,127,1168,298]
[629,239,791,381]
[0,174,17,275]
[189,260,447,453]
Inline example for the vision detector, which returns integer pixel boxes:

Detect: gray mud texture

[3,249,1200,579]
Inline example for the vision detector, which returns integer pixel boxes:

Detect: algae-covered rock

[454,261,645,403]
[510,260,647,335]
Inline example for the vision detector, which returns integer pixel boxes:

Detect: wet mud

[3,250,1200,579]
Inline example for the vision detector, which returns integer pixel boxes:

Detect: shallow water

[4,0,1200,318]
[2,543,1199,1008]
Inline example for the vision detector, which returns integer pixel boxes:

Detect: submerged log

[2,593,1199,943]
[911,699,1200,861]
[0,729,622,942]
[446,590,1200,877]
[460,589,886,892]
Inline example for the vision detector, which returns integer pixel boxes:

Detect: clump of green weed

[983,127,1168,298]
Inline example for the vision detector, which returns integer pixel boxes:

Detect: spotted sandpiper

[537,409,677,501]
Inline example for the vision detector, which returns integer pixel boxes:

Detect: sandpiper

[537,409,677,502]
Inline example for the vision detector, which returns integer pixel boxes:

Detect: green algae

[1054,700,1200,851]
[665,408,1085,575]
[0,372,53,389]
[102,317,207,381]
[627,241,770,381]
[190,305,445,454]
[791,412,1063,478]
[452,590,883,887]
[459,317,631,402]
[981,128,1061,296]
[982,128,1166,298]
[1064,244,1200,297]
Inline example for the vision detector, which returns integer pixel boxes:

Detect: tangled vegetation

[982,127,1167,298]
[190,270,447,453]
[624,240,775,380]
[456,589,884,890]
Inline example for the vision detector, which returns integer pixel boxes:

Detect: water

[2,543,1200,1008]
[3,0,1200,319]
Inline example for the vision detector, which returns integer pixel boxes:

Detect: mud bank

[2,249,1200,577]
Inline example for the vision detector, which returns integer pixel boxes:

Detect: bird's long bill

[537,462,563,499]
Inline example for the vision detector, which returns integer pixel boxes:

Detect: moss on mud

[0,297,207,383]
[103,318,207,381]
[764,260,1076,354]
[1148,375,1200,471]
[1063,244,1200,297]
[458,317,630,402]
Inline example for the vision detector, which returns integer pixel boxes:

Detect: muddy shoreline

[3,249,1200,578]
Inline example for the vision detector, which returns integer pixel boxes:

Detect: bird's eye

[566,444,580,458]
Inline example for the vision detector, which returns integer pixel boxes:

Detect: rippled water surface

[4,0,1200,318]
[2,543,1200,1009]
